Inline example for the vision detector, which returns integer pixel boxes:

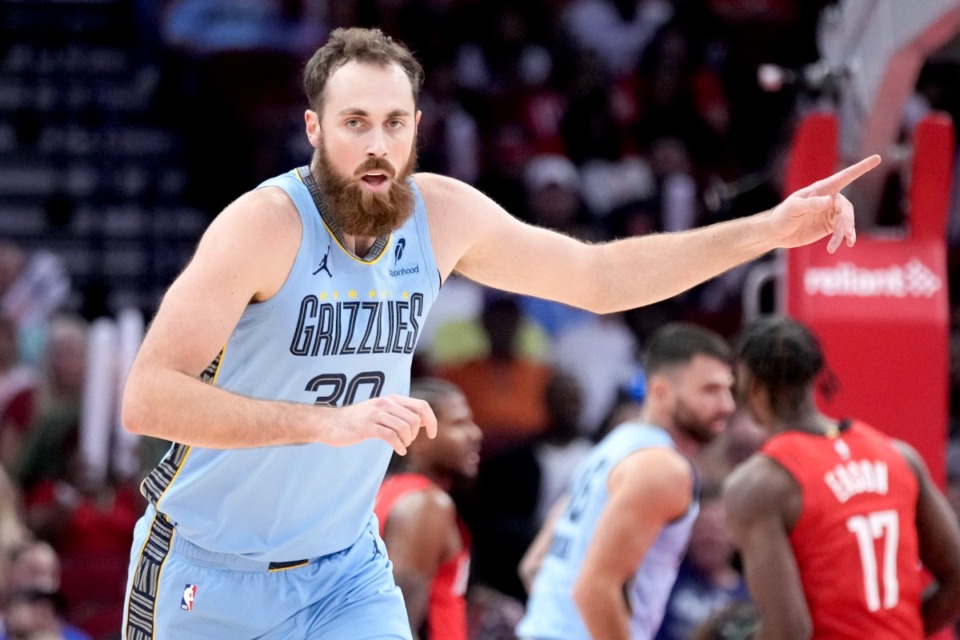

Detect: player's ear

[744,379,773,426]
[647,375,670,403]
[305,110,322,147]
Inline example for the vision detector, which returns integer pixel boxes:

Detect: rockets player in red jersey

[724,316,960,639]
[375,378,483,640]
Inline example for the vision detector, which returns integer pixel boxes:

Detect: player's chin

[709,425,728,441]
[461,455,481,478]
[699,421,728,444]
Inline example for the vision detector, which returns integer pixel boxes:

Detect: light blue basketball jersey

[516,422,698,640]
[138,168,441,562]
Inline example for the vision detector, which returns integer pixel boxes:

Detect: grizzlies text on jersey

[138,168,441,562]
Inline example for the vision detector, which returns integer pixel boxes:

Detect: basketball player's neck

[770,393,834,436]
[421,467,455,491]
[640,407,705,459]
[341,232,377,258]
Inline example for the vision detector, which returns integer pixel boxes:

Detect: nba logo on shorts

[181,584,197,611]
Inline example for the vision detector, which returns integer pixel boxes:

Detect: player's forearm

[394,571,431,636]
[572,580,631,640]
[589,212,777,313]
[122,366,326,448]
[751,605,812,640]
[921,577,960,635]
[519,496,567,594]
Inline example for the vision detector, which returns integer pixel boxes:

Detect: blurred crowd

[2,1,960,639]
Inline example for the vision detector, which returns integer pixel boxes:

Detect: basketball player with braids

[120,26,880,640]
[374,378,482,640]
[724,316,960,639]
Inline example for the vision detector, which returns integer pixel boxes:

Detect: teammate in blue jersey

[516,323,735,640]
[119,26,879,640]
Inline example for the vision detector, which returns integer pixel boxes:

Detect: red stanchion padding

[909,111,955,240]
[785,112,953,489]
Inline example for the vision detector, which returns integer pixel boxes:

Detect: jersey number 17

[846,509,900,612]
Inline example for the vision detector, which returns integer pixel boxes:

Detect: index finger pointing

[801,154,881,196]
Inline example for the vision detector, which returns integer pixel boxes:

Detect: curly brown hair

[302,27,424,116]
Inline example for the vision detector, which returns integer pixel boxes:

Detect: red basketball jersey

[375,473,471,640]
[761,421,924,639]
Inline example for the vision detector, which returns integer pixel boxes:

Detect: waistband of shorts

[170,530,320,573]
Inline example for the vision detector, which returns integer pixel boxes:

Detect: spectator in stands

[438,295,553,452]
[0,315,36,470]
[551,312,642,438]
[160,0,328,213]
[0,249,71,367]
[438,295,554,601]
[531,371,594,529]
[14,316,88,493]
[424,283,550,370]
[517,155,601,339]
[22,424,142,639]
[561,0,674,79]
[0,541,91,640]
[0,464,30,611]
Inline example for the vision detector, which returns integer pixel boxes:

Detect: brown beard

[674,399,726,445]
[314,141,418,238]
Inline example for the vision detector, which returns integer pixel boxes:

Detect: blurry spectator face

[45,320,88,396]
[8,543,60,593]
[3,593,60,640]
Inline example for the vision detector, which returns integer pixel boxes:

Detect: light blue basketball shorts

[122,505,411,639]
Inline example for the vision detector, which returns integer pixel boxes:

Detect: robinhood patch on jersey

[389,236,420,277]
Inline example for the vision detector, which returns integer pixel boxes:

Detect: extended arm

[723,456,812,640]
[893,441,960,634]
[382,488,461,637]
[519,494,569,595]
[420,156,880,313]
[573,447,693,640]
[121,188,435,452]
